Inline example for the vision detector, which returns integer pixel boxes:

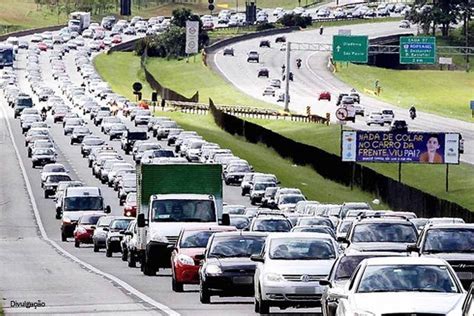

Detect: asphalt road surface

[211,21,474,164]
[0,36,321,315]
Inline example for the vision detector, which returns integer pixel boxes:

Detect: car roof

[268,232,334,240]
[354,218,413,224]
[363,257,448,266]
[425,223,473,229]
[213,231,267,238]
[66,186,101,197]
[181,225,237,233]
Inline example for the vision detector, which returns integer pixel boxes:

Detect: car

[31,148,57,168]
[111,34,122,44]
[262,87,275,97]
[108,124,128,140]
[121,130,148,154]
[43,173,72,198]
[223,163,252,185]
[275,36,286,43]
[318,91,331,101]
[252,232,338,313]
[81,136,105,157]
[277,194,305,212]
[28,139,54,158]
[104,217,134,257]
[290,225,337,239]
[399,20,411,28]
[343,216,419,254]
[118,175,137,205]
[223,47,234,56]
[170,226,237,292]
[259,40,270,48]
[40,163,68,184]
[277,92,290,103]
[256,68,269,78]
[295,216,335,230]
[70,126,91,144]
[249,213,293,232]
[247,51,259,63]
[250,182,277,205]
[390,119,408,132]
[408,223,474,289]
[269,79,281,89]
[322,257,466,315]
[92,216,115,252]
[366,111,385,126]
[73,213,105,247]
[123,192,137,217]
[198,232,267,303]
[63,118,84,135]
[381,109,394,124]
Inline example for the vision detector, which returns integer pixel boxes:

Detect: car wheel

[106,247,112,257]
[121,247,128,261]
[32,162,36,168]
[257,286,270,314]
[199,280,211,304]
[70,140,73,145]
[367,123,371,126]
[44,191,49,198]
[172,277,184,292]
[127,250,136,267]
[61,231,67,242]
[74,239,80,248]
[93,242,99,252]
[251,199,256,205]
[119,199,124,206]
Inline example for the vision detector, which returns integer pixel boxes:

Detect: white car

[399,20,411,28]
[262,86,275,97]
[366,111,385,126]
[323,257,466,316]
[381,109,395,124]
[253,232,338,314]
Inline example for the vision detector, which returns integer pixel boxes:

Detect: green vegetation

[309,17,402,29]
[93,52,153,101]
[246,119,474,211]
[335,64,474,122]
[154,111,387,207]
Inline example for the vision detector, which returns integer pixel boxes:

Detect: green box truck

[136,163,226,276]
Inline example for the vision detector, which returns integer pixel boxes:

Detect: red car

[170,226,237,292]
[37,42,48,51]
[318,91,331,101]
[73,213,105,247]
[123,192,137,217]
[112,35,122,44]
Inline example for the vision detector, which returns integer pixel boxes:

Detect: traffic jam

[1,16,473,316]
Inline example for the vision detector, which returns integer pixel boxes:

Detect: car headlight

[265,273,283,282]
[125,211,131,216]
[206,264,222,275]
[354,311,376,316]
[150,232,168,243]
[177,254,195,266]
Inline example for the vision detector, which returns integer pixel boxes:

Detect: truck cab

[59,186,111,241]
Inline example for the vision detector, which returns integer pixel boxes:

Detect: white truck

[68,12,91,34]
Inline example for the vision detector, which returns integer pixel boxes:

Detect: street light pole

[284,42,291,112]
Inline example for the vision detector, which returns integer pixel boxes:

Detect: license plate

[456,272,473,279]
[233,276,253,284]
[294,287,315,294]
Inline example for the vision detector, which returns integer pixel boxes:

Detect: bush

[256,23,275,31]
[278,13,312,28]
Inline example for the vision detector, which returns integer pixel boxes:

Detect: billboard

[185,21,199,54]
[341,131,460,164]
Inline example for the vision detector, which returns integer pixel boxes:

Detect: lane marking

[1,104,180,316]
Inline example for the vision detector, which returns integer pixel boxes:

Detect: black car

[336,93,349,106]
[257,68,269,78]
[247,51,260,63]
[275,36,286,43]
[120,131,148,154]
[223,47,234,56]
[407,223,474,290]
[259,40,270,48]
[198,232,267,303]
[104,217,134,257]
[390,120,408,133]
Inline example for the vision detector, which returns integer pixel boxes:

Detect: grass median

[154,111,387,207]
[246,118,474,211]
[335,64,474,123]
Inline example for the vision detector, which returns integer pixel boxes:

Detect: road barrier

[208,100,473,221]
[0,24,66,42]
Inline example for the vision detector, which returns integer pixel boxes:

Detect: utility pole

[284,42,291,112]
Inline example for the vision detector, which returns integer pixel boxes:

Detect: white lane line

[1,104,180,316]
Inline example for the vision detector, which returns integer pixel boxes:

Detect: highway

[0,36,320,315]
[211,21,474,164]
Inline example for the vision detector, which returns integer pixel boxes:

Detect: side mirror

[105,205,111,213]
[406,244,419,252]
[221,213,230,226]
[319,279,332,288]
[124,231,133,236]
[90,225,96,229]
[103,227,109,231]
[195,254,205,260]
[137,213,146,228]
[250,254,265,263]
[119,230,126,234]
[336,236,346,243]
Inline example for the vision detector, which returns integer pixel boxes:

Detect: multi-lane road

[211,21,474,164]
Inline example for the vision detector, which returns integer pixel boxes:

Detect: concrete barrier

[0,25,66,42]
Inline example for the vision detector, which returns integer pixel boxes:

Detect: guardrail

[0,24,66,42]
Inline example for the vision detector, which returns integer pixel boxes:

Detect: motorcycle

[41,112,47,121]
[296,59,302,69]
[409,109,416,120]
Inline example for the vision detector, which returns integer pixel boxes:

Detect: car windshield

[208,235,265,258]
[352,223,417,243]
[151,199,216,223]
[293,226,334,237]
[112,125,127,130]
[128,132,148,140]
[280,195,305,204]
[153,150,174,158]
[34,149,54,155]
[358,265,458,293]
[84,139,104,145]
[338,220,353,234]
[230,216,250,229]
[74,127,89,133]
[110,219,132,230]
[423,228,474,253]
[44,165,65,173]
[64,196,103,211]
[335,256,374,280]
[298,218,333,228]
[97,216,114,227]
[180,231,216,248]
[254,176,275,183]
[46,175,70,183]
[254,183,274,191]
[79,214,103,225]
[253,219,291,232]
[269,238,336,260]
[228,165,250,173]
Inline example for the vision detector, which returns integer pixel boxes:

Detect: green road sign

[400,36,436,64]
[332,35,368,63]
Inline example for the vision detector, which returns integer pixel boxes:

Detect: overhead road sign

[332,35,368,63]
[400,36,436,64]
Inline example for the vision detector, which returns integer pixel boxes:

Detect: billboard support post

[446,164,449,192]
[398,162,402,182]
[351,162,355,191]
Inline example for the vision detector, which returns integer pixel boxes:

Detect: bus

[0,44,14,68]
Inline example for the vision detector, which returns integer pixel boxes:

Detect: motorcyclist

[409,105,416,120]
[281,64,286,74]
[296,58,302,69]
[41,106,47,121]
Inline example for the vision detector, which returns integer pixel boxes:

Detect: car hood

[351,292,465,314]
[265,259,334,275]
[179,247,206,258]
[348,242,412,253]
[209,257,256,270]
